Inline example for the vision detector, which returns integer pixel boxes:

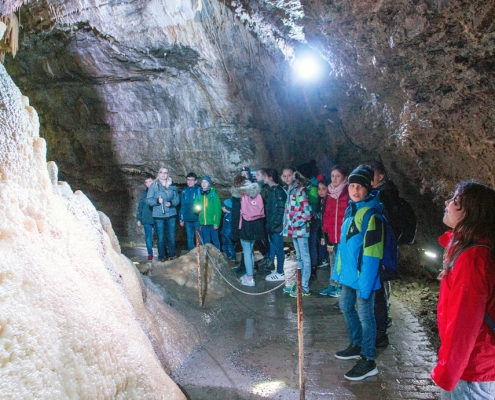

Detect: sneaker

[328,286,341,298]
[283,283,296,293]
[318,286,332,296]
[317,260,329,268]
[289,290,311,298]
[344,356,378,381]
[335,344,361,360]
[147,255,153,261]
[240,275,255,287]
[265,272,285,282]
[168,256,177,261]
[375,333,389,348]
[158,258,166,263]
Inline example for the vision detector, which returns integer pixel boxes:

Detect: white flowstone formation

[0,53,191,398]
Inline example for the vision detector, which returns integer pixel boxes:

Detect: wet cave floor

[123,246,441,400]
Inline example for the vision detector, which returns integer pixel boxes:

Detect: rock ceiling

[1,0,494,242]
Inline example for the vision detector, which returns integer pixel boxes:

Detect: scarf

[327,178,348,200]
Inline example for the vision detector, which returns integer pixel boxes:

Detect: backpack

[239,193,265,228]
[358,207,400,282]
[447,243,495,334]
[396,197,417,245]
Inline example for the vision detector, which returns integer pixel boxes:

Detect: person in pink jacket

[431,181,495,399]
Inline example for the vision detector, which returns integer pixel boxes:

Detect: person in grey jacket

[146,167,180,261]
[136,176,155,261]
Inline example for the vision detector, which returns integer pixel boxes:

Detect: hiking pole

[159,196,165,214]
[196,230,203,308]
[296,268,305,400]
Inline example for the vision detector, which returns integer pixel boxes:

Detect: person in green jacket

[193,175,222,249]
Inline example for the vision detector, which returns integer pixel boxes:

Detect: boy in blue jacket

[179,172,200,251]
[331,165,384,381]
[220,198,236,264]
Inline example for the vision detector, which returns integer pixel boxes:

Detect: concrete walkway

[126,246,440,399]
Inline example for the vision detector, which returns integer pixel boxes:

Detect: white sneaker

[240,275,255,287]
[265,272,285,282]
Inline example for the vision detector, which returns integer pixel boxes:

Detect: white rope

[197,233,296,296]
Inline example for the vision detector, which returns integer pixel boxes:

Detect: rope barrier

[195,228,306,399]
[195,230,297,297]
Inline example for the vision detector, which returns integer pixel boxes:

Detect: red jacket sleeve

[431,248,492,391]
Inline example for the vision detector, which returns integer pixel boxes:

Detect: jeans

[269,233,285,274]
[143,223,155,256]
[374,282,388,334]
[184,220,200,251]
[339,285,376,360]
[292,237,311,293]
[154,217,176,259]
[440,380,495,400]
[221,230,236,261]
[199,225,220,249]
[241,239,255,276]
[309,218,322,267]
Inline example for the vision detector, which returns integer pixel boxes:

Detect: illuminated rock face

[5,0,495,245]
[0,59,193,398]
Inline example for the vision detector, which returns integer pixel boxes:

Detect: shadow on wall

[5,29,131,238]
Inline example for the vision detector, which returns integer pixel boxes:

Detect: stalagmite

[0,25,192,398]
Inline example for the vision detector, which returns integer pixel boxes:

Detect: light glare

[251,381,286,397]
[294,57,319,78]
[424,251,438,259]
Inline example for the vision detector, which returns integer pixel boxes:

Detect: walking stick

[196,230,203,308]
[296,268,305,399]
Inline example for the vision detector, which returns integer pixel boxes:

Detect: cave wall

[6,0,347,241]
[3,0,495,248]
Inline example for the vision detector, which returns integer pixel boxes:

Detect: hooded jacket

[265,184,287,234]
[136,188,154,225]
[179,185,200,222]
[323,189,349,244]
[193,186,222,227]
[331,190,384,299]
[146,178,180,219]
[231,181,265,242]
[431,231,495,391]
[282,182,312,238]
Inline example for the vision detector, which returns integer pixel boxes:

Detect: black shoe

[375,333,389,348]
[232,265,246,275]
[344,356,378,381]
[335,344,361,360]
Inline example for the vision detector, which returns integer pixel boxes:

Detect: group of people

[136,164,495,395]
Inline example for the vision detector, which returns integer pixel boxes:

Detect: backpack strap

[485,313,495,333]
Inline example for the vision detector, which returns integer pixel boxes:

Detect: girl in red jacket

[431,181,495,399]
[319,165,349,297]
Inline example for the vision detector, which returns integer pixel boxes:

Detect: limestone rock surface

[0,61,194,399]
[2,0,495,246]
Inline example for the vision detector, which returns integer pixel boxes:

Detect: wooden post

[196,230,203,308]
[296,268,305,399]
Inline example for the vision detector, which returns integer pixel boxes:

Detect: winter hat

[223,198,232,209]
[201,175,212,186]
[348,165,373,193]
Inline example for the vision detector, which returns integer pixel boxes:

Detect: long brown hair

[445,181,495,264]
